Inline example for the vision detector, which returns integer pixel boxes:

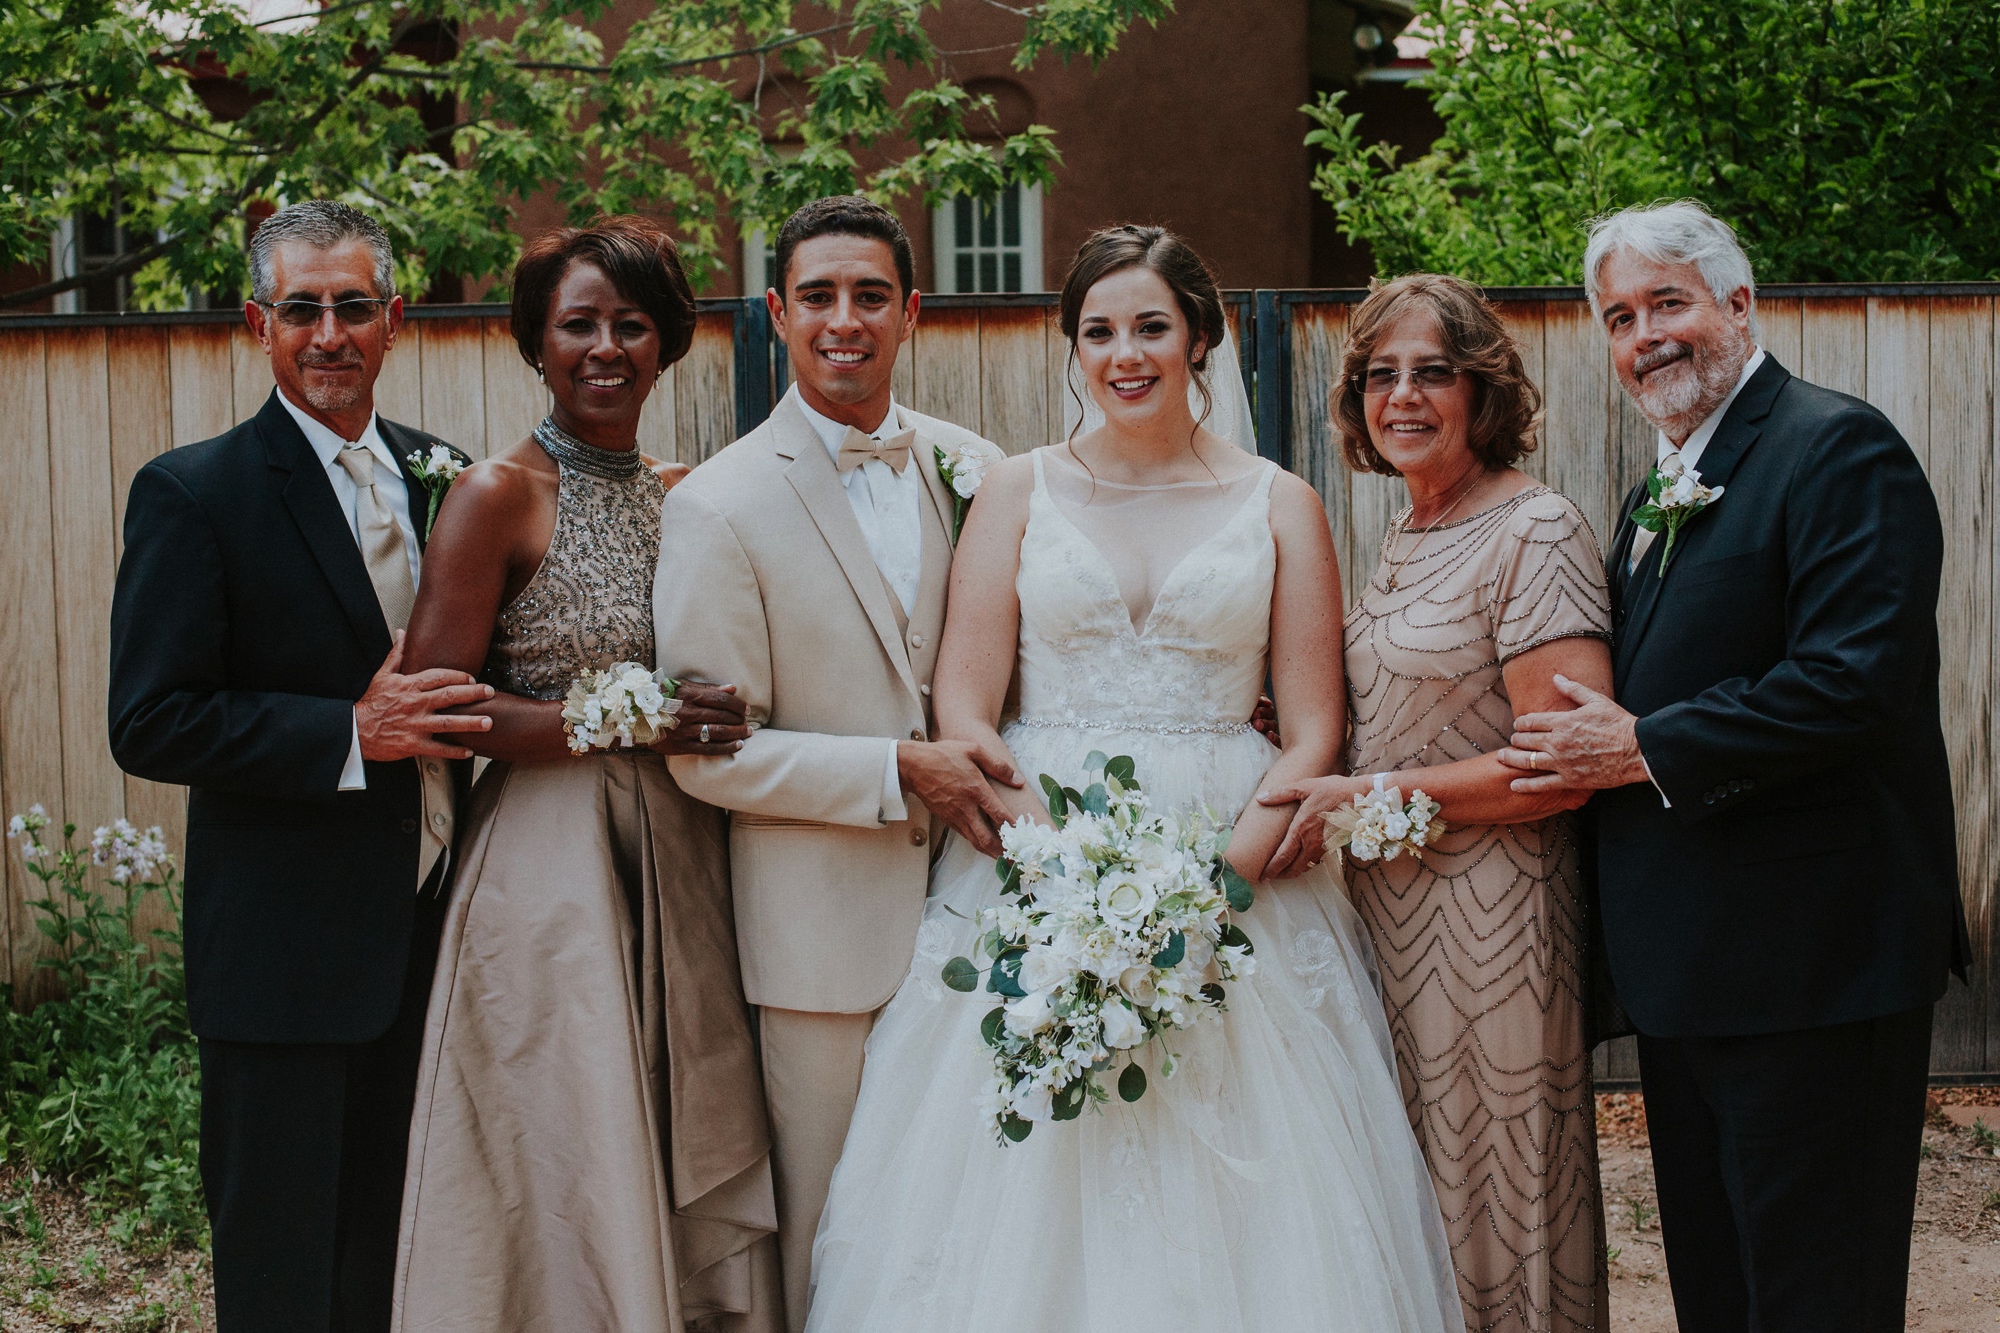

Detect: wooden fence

[2,286,1996,1083]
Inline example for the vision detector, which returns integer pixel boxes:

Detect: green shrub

[1,807,204,1252]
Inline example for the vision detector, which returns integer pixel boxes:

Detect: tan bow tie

[837,426,915,474]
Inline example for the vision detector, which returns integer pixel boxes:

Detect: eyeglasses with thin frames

[257,298,393,328]
[1353,364,1465,396]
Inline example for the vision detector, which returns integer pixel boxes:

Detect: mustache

[1632,341,1691,378]
[297,351,365,369]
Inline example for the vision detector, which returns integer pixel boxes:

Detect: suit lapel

[909,421,958,547]
[258,391,392,654]
[774,396,922,705]
[1607,480,1646,610]
[1613,355,1791,678]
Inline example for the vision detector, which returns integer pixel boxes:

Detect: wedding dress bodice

[1013,448,1277,737]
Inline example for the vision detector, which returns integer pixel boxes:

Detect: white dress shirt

[1634,346,1764,807]
[275,389,421,793]
[794,390,923,824]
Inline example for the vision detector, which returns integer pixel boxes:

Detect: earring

[536,364,545,383]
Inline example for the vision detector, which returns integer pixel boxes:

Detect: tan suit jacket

[655,389,1000,1014]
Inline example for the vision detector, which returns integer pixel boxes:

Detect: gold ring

[1529,751,1542,770]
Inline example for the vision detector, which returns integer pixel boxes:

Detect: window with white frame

[931,181,1042,294]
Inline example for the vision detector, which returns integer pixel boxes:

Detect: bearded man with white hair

[1500,199,1969,1332]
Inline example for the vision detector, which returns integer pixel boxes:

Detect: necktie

[336,446,416,630]
[335,445,452,889]
[837,426,916,473]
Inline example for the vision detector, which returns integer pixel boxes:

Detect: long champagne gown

[1343,485,1613,1332]
[806,450,1463,1332]
[392,440,779,1331]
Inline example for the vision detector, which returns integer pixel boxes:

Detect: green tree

[1,0,1173,307]
[1306,0,2000,283]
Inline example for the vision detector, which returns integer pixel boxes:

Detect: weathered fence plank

[479,317,545,460]
[979,307,1051,454]
[1801,297,1867,401]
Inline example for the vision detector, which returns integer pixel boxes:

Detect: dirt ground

[1602,1087,2000,1333]
[4,1090,1998,1331]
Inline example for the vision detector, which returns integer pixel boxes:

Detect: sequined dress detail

[1344,485,1613,1333]
[484,455,666,698]
[806,449,1462,1333]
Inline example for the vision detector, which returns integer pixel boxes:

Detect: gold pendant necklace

[1384,470,1484,591]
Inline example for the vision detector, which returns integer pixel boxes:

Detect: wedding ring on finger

[700,724,711,744]
[1528,750,1542,770]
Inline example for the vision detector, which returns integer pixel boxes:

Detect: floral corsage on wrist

[1321,775,1444,863]
[935,441,1000,540]
[561,663,682,754]
[406,445,467,538]
[1631,452,1724,575]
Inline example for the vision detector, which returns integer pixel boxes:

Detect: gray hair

[1583,199,1759,341]
[249,201,395,304]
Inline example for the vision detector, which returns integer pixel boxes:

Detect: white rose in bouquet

[1100,1000,1147,1049]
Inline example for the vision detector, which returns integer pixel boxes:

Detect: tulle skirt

[805,723,1464,1332]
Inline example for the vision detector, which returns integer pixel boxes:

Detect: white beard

[296,360,367,415]
[1623,325,1750,441]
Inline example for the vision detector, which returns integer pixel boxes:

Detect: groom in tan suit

[653,196,1013,1331]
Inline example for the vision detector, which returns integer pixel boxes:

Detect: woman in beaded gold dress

[391,219,780,1331]
[1260,274,1615,1333]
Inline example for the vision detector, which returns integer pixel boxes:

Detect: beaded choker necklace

[532,416,644,480]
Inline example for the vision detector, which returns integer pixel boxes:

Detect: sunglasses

[1352,364,1465,396]
[257,298,393,328]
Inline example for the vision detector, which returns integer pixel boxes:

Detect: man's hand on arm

[650,682,752,757]
[354,631,496,762]
[1497,674,1652,794]
[897,739,1025,858]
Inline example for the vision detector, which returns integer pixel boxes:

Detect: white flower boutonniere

[935,442,998,540]
[561,662,683,754]
[407,445,466,538]
[1631,452,1725,575]
[1321,776,1445,864]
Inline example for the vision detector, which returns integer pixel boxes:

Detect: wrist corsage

[1321,775,1444,863]
[561,663,682,754]
[407,445,467,538]
[1631,451,1724,575]
[935,442,998,540]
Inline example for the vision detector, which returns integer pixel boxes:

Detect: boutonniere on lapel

[1631,452,1724,575]
[406,445,467,538]
[934,441,1000,540]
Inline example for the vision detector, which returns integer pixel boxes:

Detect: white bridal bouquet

[561,662,682,754]
[942,753,1257,1143]
[1320,775,1444,863]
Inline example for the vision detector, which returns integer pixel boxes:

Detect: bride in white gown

[806,226,1463,1332]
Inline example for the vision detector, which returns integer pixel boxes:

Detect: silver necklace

[532,415,643,480]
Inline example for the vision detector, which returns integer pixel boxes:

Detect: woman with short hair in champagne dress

[1261,275,1614,1332]
[393,218,779,1331]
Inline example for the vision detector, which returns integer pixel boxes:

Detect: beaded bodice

[485,446,668,701]
[1013,449,1278,734]
[1344,486,1612,774]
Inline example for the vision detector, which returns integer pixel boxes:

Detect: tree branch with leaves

[1,0,1175,307]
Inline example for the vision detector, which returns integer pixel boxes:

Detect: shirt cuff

[881,740,909,824]
[339,711,368,792]
[1639,749,1671,809]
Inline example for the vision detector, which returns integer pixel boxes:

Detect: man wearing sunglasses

[109,200,488,1332]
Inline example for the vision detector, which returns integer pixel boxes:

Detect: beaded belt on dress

[1011,716,1254,737]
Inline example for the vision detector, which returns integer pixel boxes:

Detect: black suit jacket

[109,390,470,1044]
[1597,354,1971,1039]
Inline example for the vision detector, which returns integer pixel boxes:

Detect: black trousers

[199,885,449,1333]
[1637,1003,1933,1333]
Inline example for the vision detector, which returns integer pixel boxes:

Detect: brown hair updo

[1334,273,1542,477]
[1057,225,1227,432]
[509,216,698,373]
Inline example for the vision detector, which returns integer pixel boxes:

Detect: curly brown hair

[509,216,698,373]
[1333,274,1542,477]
